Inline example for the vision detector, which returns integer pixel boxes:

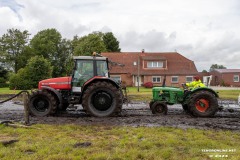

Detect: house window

[111,75,121,83]
[186,76,193,82]
[233,75,239,82]
[171,76,178,83]
[147,61,163,68]
[152,76,161,83]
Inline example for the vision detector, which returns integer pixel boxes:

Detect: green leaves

[0,28,30,73]
[73,32,106,56]
[103,32,121,52]
[209,64,227,71]
[0,28,121,89]
[73,31,121,56]
[9,56,52,90]
[30,29,72,77]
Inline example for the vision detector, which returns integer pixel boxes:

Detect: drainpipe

[137,52,140,92]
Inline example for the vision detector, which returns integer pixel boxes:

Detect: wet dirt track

[0,101,240,131]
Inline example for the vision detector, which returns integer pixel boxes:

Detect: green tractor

[149,82,219,117]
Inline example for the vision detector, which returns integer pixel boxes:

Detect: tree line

[0,28,121,89]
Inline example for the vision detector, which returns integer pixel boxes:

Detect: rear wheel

[29,90,57,116]
[151,102,168,115]
[82,81,123,117]
[188,91,218,117]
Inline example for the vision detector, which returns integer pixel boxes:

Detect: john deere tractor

[28,54,124,117]
[149,83,219,117]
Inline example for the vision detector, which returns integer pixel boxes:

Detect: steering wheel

[182,83,188,90]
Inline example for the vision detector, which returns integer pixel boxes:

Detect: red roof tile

[101,52,198,75]
[214,69,240,73]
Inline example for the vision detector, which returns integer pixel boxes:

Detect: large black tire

[82,81,123,117]
[188,91,218,117]
[151,102,168,115]
[29,90,57,116]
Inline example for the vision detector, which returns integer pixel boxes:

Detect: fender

[191,87,219,98]
[182,87,219,104]
[41,86,63,109]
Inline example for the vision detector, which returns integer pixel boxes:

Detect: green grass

[216,90,240,100]
[1,87,240,101]
[0,88,20,94]
[0,124,239,160]
[126,87,240,101]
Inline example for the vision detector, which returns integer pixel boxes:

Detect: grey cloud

[120,30,177,52]
[0,0,24,21]
[191,32,240,71]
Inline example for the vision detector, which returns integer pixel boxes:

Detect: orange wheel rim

[195,99,209,112]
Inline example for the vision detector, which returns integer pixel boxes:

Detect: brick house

[210,69,240,87]
[101,52,198,87]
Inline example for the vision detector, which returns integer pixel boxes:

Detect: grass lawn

[1,87,240,101]
[0,124,239,160]
[0,88,22,94]
[126,87,240,101]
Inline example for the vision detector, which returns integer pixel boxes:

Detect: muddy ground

[0,100,240,131]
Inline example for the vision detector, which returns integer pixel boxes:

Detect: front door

[72,60,94,93]
[134,76,142,86]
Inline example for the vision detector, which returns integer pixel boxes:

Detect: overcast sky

[0,0,240,71]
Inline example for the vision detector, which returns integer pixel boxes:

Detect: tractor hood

[38,77,72,90]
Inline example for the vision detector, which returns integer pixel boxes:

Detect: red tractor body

[38,77,71,90]
[28,55,124,117]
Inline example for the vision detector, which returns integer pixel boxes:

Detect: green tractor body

[152,87,184,104]
[150,86,219,117]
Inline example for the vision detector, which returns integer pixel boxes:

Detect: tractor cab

[71,56,109,93]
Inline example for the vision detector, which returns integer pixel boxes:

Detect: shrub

[0,77,8,88]
[9,56,52,90]
[144,82,153,88]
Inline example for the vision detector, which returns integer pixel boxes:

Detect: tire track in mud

[0,101,240,131]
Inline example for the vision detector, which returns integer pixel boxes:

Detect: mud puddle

[0,101,240,131]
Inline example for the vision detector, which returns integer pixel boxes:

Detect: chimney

[141,49,145,53]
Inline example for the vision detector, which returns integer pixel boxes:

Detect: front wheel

[28,90,57,116]
[188,91,218,117]
[151,102,168,115]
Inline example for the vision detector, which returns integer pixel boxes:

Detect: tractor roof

[73,56,107,60]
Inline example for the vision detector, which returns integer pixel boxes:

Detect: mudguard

[41,86,63,109]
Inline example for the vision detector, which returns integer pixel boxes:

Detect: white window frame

[147,61,163,68]
[171,76,179,83]
[233,75,239,82]
[186,76,193,83]
[110,75,121,83]
[152,76,161,83]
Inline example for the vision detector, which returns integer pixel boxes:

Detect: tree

[0,28,30,73]
[30,28,72,77]
[0,66,8,80]
[9,56,52,90]
[103,32,121,52]
[0,66,9,87]
[73,32,107,56]
[58,38,74,76]
[209,64,227,71]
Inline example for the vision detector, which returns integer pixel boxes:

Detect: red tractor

[28,55,124,117]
